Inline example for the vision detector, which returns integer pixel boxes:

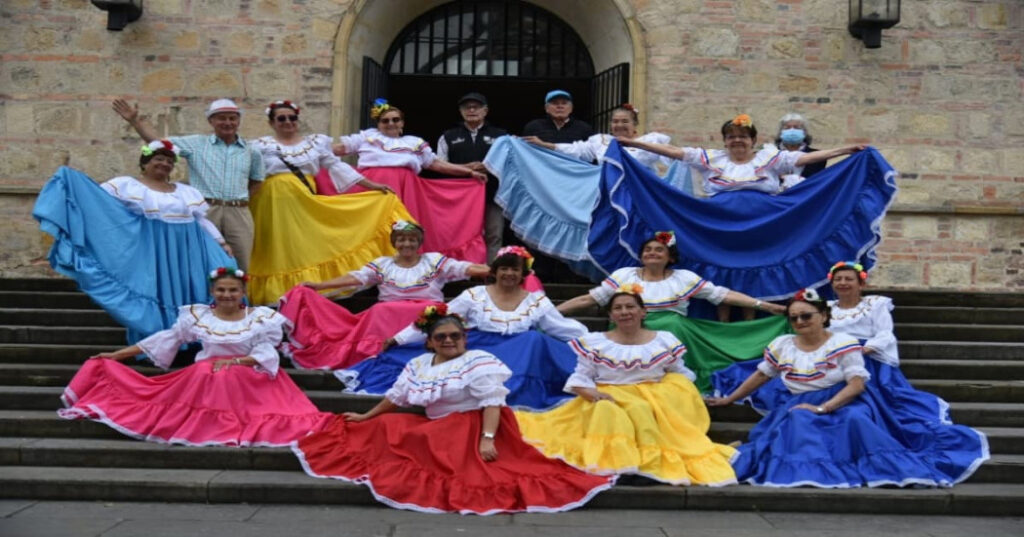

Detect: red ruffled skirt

[293,407,614,514]
[352,167,487,263]
[58,358,333,447]
[280,285,437,370]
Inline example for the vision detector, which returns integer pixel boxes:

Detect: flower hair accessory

[496,245,535,271]
[265,100,300,118]
[209,267,250,283]
[621,103,640,116]
[793,288,822,303]
[654,231,676,248]
[617,283,644,296]
[370,98,391,120]
[827,261,868,282]
[391,220,422,233]
[413,304,464,332]
[140,139,180,161]
[731,114,753,128]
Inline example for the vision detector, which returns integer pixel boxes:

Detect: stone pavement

[0,501,1021,537]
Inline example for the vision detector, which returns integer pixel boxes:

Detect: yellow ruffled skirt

[514,373,737,486]
[248,173,414,305]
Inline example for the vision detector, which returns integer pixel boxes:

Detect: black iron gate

[590,63,630,133]
[361,56,389,128]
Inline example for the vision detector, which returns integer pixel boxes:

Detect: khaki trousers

[206,205,254,271]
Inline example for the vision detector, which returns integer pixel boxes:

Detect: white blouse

[101,176,223,243]
[828,296,899,366]
[589,267,730,317]
[678,146,801,195]
[393,286,588,345]
[757,333,870,394]
[253,134,363,193]
[349,253,473,303]
[336,129,437,173]
[137,305,289,377]
[556,132,672,169]
[564,331,695,391]
[385,349,512,419]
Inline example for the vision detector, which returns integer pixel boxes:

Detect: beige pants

[206,205,254,271]
[485,201,506,262]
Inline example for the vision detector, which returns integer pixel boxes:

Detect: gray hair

[776,113,813,145]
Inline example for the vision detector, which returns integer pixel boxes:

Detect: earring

[210,302,217,309]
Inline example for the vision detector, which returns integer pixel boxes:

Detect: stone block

[141,68,186,95]
[194,0,240,18]
[965,112,994,140]
[246,67,297,100]
[777,75,820,94]
[916,148,955,173]
[768,36,803,59]
[930,262,974,287]
[311,18,338,41]
[75,29,106,52]
[1002,149,1024,176]
[889,182,932,204]
[823,34,847,62]
[190,70,243,96]
[23,27,60,52]
[917,2,969,28]
[960,150,1000,175]
[227,32,256,54]
[954,218,991,241]
[921,74,973,99]
[692,28,739,58]
[4,103,35,135]
[902,216,938,239]
[281,34,309,55]
[146,0,185,16]
[976,4,1008,30]
[4,64,42,92]
[737,0,775,24]
[905,114,951,137]
[34,106,83,135]
[870,262,923,288]
[255,0,284,17]
[856,109,899,137]
[173,31,200,51]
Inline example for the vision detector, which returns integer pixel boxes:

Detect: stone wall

[1,0,1021,289]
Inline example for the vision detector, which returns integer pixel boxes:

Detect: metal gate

[590,63,630,133]
[361,56,388,128]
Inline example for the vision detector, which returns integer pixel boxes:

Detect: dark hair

[720,120,757,141]
[139,148,178,171]
[786,298,830,328]
[606,292,645,313]
[268,103,299,120]
[830,265,866,283]
[389,226,424,246]
[612,105,639,125]
[490,253,532,278]
[375,106,405,122]
[639,238,679,265]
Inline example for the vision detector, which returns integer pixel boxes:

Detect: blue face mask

[780,128,806,145]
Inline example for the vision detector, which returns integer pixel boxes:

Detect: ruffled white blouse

[101,176,224,243]
[555,132,672,169]
[385,349,512,419]
[829,295,899,366]
[678,146,801,195]
[393,286,588,345]
[564,331,695,391]
[757,333,870,394]
[253,134,363,193]
[137,305,289,377]
[589,267,730,317]
[336,129,437,173]
[349,253,472,303]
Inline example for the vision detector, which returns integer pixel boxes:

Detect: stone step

[894,306,1024,325]
[1,437,1019,484]
[1,466,1021,515]
[0,326,126,345]
[899,360,1024,380]
[0,308,119,327]
[6,385,1024,428]
[0,364,344,391]
[0,291,98,310]
[0,279,80,292]
[895,323,1024,343]
[2,410,1022,454]
[908,379,1024,403]
[899,341,1024,361]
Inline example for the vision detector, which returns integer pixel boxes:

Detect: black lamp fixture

[91,0,143,31]
[848,0,900,48]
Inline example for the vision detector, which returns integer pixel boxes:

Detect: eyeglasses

[788,312,818,323]
[275,115,299,123]
[431,332,464,342]
[379,117,402,124]
[725,134,751,141]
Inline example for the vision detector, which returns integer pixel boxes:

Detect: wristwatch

[481,432,496,440]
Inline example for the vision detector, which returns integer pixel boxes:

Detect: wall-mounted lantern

[91,0,143,31]
[848,0,900,49]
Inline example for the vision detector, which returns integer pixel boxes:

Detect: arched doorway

[352,0,630,147]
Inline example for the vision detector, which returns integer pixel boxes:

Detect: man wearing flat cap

[521,89,593,143]
[113,97,264,270]
[437,92,509,261]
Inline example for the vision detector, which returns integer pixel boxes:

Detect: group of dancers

[35,96,988,514]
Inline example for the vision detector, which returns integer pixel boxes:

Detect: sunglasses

[431,332,464,342]
[379,117,402,124]
[275,115,299,123]
[788,312,818,323]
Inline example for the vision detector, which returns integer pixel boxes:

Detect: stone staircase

[1,278,1023,516]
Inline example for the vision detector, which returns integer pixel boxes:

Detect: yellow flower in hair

[732,114,753,128]
[618,283,644,296]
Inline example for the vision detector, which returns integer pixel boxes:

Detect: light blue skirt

[33,167,233,344]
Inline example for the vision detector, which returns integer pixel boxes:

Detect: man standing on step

[436,92,508,261]
[522,89,593,143]
[113,98,265,270]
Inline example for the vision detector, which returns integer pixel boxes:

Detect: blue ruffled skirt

[337,330,577,410]
[33,167,233,344]
[732,381,989,488]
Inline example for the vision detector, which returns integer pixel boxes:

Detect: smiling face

[545,97,572,122]
[269,106,299,138]
[377,109,404,138]
[211,277,245,309]
[609,109,638,138]
[722,125,755,160]
[608,293,645,328]
[787,300,827,337]
[208,112,240,140]
[141,153,176,181]
[830,268,865,301]
[494,264,524,289]
[426,320,467,360]
[640,241,673,270]
[391,230,422,257]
